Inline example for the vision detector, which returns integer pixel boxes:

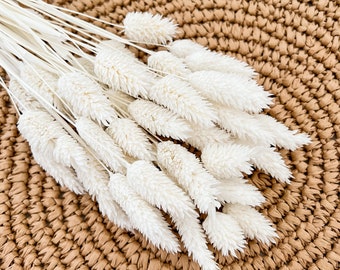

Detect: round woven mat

[1,0,339,269]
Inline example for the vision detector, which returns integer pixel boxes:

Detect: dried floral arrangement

[0,1,311,269]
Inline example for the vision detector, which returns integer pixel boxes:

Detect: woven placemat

[0,0,339,269]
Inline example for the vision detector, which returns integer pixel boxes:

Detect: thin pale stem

[147,66,188,81]
[17,0,154,54]
[0,77,23,115]
[52,4,124,29]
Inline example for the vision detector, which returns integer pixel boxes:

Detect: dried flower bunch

[0,1,310,269]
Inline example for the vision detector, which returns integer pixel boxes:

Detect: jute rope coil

[0,0,339,269]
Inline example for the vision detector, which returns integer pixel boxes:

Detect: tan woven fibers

[0,0,339,269]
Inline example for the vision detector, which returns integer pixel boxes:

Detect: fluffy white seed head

[248,145,292,183]
[186,125,231,151]
[185,50,256,78]
[188,71,272,113]
[109,173,179,253]
[76,161,132,230]
[223,204,278,245]
[147,51,190,76]
[97,39,135,58]
[254,114,311,151]
[148,75,218,128]
[201,143,253,179]
[216,106,276,146]
[203,212,246,257]
[18,112,85,195]
[106,118,155,161]
[127,160,217,270]
[127,160,197,220]
[123,12,177,44]
[94,46,155,98]
[31,148,85,195]
[168,39,206,58]
[75,117,127,173]
[58,72,117,125]
[20,63,62,109]
[157,141,221,213]
[8,78,41,111]
[216,179,265,206]
[172,213,219,270]
[128,99,193,140]
[18,110,68,158]
[169,39,256,78]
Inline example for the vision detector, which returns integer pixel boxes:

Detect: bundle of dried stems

[0,1,310,269]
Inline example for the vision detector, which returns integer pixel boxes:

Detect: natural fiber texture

[0,0,339,269]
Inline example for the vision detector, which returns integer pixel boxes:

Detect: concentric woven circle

[0,0,339,269]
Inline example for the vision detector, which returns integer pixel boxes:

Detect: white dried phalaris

[223,204,278,245]
[75,117,127,173]
[0,3,314,269]
[123,12,177,44]
[188,71,272,114]
[247,144,292,183]
[106,118,155,161]
[157,141,220,214]
[18,110,85,194]
[32,148,85,195]
[203,212,246,257]
[169,39,256,78]
[109,173,180,253]
[127,160,197,220]
[168,39,207,58]
[127,160,218,270]
[97,39,135,58]
[185,125,231,151]
[254,114,311,151]
[128,99,193,140]
[148,75,217,128]
[94,45,154,98]
[20,63,62,109]
[216,106,276,146]
[147,51,190,76]
[216,178,265,207]
[58,71,117,125]
[201,143,253,179]
[174,213,218,270]
[185,50,256,78]
[8,78,41,111]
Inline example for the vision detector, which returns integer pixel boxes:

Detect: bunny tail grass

[188,71,272,113]
[224,204,278,245]
[94,45,154,98]
[58,72,118,125]
[127,160,197,220]
[216,179,265,206]
[75,117,127,173]
[106,118,155,161]
[148,75,218,128]
[201,143,253,179]
[128,99,193,140]
[123,12,177,44]
[203,212,246,257]
[109,173,180,253]
[169,39,255,77]
[157,141,221,213]
[147,51,190,76]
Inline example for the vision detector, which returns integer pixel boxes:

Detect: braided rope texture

[0,0,339,269]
